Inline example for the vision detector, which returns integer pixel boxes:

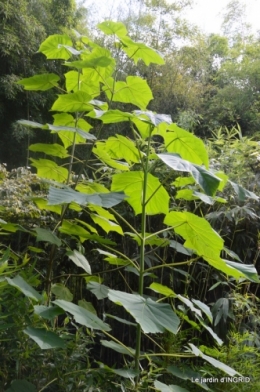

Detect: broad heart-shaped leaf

[90,214,123,235]
[5,380,37,392]
[120,36,165,65]
[51,284,73,301]
[38,34,73,60]
[6,275,42,301]
[108,289,180,334]
[52,113,93,148]
[93,142,130,171]
[29,143,69,158]
[23,327,65,349]
[188,344,240,376]
[35,227,62,247]
[104,76,153,109]
[111,172,169,215]
[158,153,220,196]
[53,300,111,331]
[87,109,133,123]
[66,249,91,274]
[154,381,188,392]
[98,21,128,37]
[30,158,68,182]
[47,185,126,208]
[65,70,100,96]
[87,281,109,300]
[17,73,60,91]
[51,91,93,112]
[156,123,209,168]
[104,134,140,164]
[164,212,224,260]
[100,340,135,357]
[34,305,64,320]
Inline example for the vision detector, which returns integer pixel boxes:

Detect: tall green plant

[1,21,259,391]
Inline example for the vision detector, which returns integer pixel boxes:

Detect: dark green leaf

[100,340,135,357]
[6,275,42,301]
[66,249,91,274]
[23,327,65,349]
[34,305,64,320]
[5,380,37,392]
[35,227,62,246]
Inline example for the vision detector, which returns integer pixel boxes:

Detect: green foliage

[1,21,259,392]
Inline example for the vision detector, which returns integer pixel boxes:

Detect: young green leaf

[51,91,93,112]
[38,34,73,60]
[17,73,60,91]
[29,143,69,158]
[120,36,165,65]
[111,172,169,215]
[30,158,68,182]
[98,21,128,37]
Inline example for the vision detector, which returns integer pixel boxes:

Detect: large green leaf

[23,327,65,349]
[154,381,188,392]
[164,211,223,259]
[6,275,42,301]
[158,153,220,196]
[104,134,140,164]
[34,305,64,320]
[98,21,128,37]
[65,70,100,96]
[5,380,37,392]
[156,124,209,167]
[53,300,111,331]
[51,91,93,112]
[47,185,126,208]
[35,227,62,247]
[38,34,73,60]
[30,159,68,182]
[111,172,169,215]
[90,214,123,235]
[108,289,180,334]
[134,111,172,127]
[120,36,165,65]
[104,76,153,109]
[188,344,240,376]
[224,260,259,283]
[87,281,109,299]
[167,365,211,391]
[17,73,60,91]
[93,143,130,171]
[66,249,91,274]
[29,143,69,158]
[87,109,133,123]
[51,284,73,301]
[100,340,135,357]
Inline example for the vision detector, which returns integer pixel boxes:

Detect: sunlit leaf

[17,73,60,91]
[87,109,133,123]
[29,143,69,158]
[51,91,93,112]
[90,214,123,235]
[104,134,140,164]
[149,283,175,297]
[30,158,68,182]
[120,36,165,65]
[104,76,153,109]
[111,172,169,215]
[23,327,65,349]
[98,21,128,37]
[38,34,73,60]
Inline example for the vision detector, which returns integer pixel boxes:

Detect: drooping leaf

[38,34,73,60]
[224,260,259,283]
[90,214,123,235]
[30,159,68,182]
[108,289,180,334]
[192,299,213,323]
[169,240,193,256]
[134,111,172,127]
[53,300,111,331]
[5,380,37,392]
[188,344,240,376]
[87,281,109,300]
[17,119,45,129]
[51,284,73,302]
[98,21,128,37]
[34,305,64,320]
[17,73,60,91]
[120,36,165,65]
[51,91,93,112]
[100,340,135,357]
[29,143,69,158]
[154,380,189,392]
[47,186,126,208]
[66,249,91,274]
[164,211,224,259]
[199,321,223,345]
[104,76,153,109]
[87,109,133,123]
[166,366,210,391]
[35,228,62,247]
[111,172,169,215]
[6,275,42,301]
[156,123,209,167]
[158,153,220,196]
[23,327,65,349]
[229,180,259,201]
